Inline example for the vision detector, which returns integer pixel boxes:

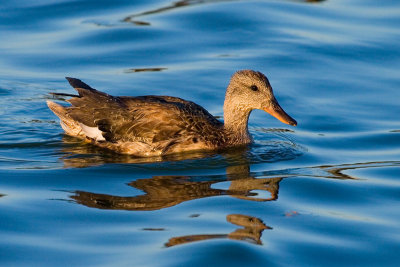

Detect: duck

[47,70,297,156]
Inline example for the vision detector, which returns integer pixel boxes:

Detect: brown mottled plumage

[47,70,297,156]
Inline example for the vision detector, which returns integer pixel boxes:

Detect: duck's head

[225,70,297,126]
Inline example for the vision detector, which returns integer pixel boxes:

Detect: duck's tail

[47,100,84,138]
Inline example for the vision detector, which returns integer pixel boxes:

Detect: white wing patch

[79,123,106,141]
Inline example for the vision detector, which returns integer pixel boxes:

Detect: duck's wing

[63,77,223,144]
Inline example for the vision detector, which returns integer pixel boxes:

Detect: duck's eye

[250,85,258,91]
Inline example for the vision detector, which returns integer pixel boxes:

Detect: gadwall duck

[47,70,297,156]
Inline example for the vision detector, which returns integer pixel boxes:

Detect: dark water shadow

[122,0,327,26]
[297,0,326,3]
[165,214,271,247]
[88,0,326,27]
[123,67,167,73]
[122,0,237,26]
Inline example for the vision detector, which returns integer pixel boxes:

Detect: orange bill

[263,100,297,126]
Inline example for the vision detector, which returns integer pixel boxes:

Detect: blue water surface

[0,0,399,266]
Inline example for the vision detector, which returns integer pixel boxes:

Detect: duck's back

[48,78,225,156]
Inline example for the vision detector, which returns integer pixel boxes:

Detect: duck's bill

[263,102,297,126]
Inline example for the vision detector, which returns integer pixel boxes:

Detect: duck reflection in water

[65,138,368,212]
[70,164,283,211]
[165,214,271,247]
[67,150,281,246]
[68,149,365,212]
[64,142,373,248]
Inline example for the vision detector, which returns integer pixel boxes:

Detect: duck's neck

[223,103,252,145]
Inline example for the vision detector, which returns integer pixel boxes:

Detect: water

[0,0,399,266]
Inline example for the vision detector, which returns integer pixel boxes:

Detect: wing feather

[62,78,223,144]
